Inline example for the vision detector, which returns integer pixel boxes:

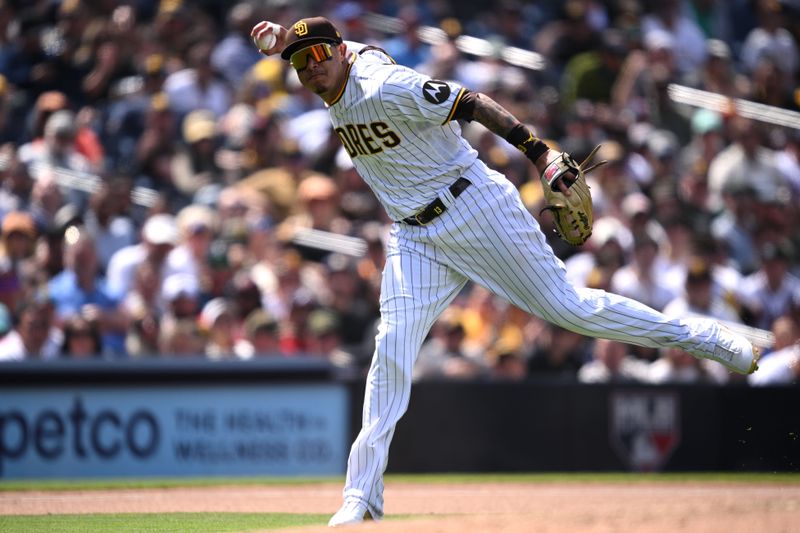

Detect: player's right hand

[250,21,287,56]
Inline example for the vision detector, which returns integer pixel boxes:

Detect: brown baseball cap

[280,17,343,60]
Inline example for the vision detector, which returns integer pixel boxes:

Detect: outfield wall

[380,381,800,473]
[1,360,798,479]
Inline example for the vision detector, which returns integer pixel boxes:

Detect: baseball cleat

[328,500,372,527]
[711,326,761,374]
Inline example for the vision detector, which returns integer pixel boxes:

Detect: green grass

[1,472,799,492]
[0,512,329,533]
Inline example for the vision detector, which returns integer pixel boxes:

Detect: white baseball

[254,31,276,51]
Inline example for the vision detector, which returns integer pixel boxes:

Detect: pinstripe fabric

[328,52,477,221]
[342,235,467,518]
[325,48,723,521]
[340,159,721,518]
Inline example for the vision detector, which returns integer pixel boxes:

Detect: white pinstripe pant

[342,163,721,518]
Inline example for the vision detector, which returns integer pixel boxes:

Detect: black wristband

[505,123,548,163]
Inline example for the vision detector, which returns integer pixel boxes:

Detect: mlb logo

[609,391,680,472]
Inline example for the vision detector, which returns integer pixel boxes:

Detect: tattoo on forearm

[473,93,519,137]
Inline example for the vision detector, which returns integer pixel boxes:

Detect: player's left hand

[538,146,606,246]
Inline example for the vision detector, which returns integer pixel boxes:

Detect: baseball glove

[539,145,606,246]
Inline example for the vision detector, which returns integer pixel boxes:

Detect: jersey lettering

[345,124,368,156]
[335,122,401,158]
[369,122,401,148]
[357,124,382,154]
[334,127,358,158]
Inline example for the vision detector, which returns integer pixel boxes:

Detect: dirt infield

[2,481,799,532]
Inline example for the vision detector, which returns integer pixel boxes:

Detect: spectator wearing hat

[679,109,725,176]
[47,226,128,355]
[161,272,201,321]
[281,173,348,262]
[235,308,282,359]
[163,204,218,298]
[736,240,800,331]
[1,210,37,264]
[21,89,103,167]
[171,109,222,197]
[106,213,179,299]
[0,210,38,312]
[304,307,358,371]
[199,297,237,359]
[24,91,69,145]
[164,40,231,120]
[20,110,94,211]
[19,109,96,179]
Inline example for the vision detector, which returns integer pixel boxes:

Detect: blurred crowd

[0,0,798,386]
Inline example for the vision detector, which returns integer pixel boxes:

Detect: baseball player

[251,17,759,527]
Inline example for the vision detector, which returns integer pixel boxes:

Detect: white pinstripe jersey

[327,46,479,221]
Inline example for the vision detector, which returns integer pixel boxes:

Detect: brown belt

[401,177,472,226]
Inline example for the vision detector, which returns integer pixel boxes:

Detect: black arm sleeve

[449,88,477,122]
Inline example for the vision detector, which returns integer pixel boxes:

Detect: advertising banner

[0,384,348,479]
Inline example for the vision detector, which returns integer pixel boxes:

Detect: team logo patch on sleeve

[422,80,451,104]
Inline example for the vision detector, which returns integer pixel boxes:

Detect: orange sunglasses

[290,43,334,71]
